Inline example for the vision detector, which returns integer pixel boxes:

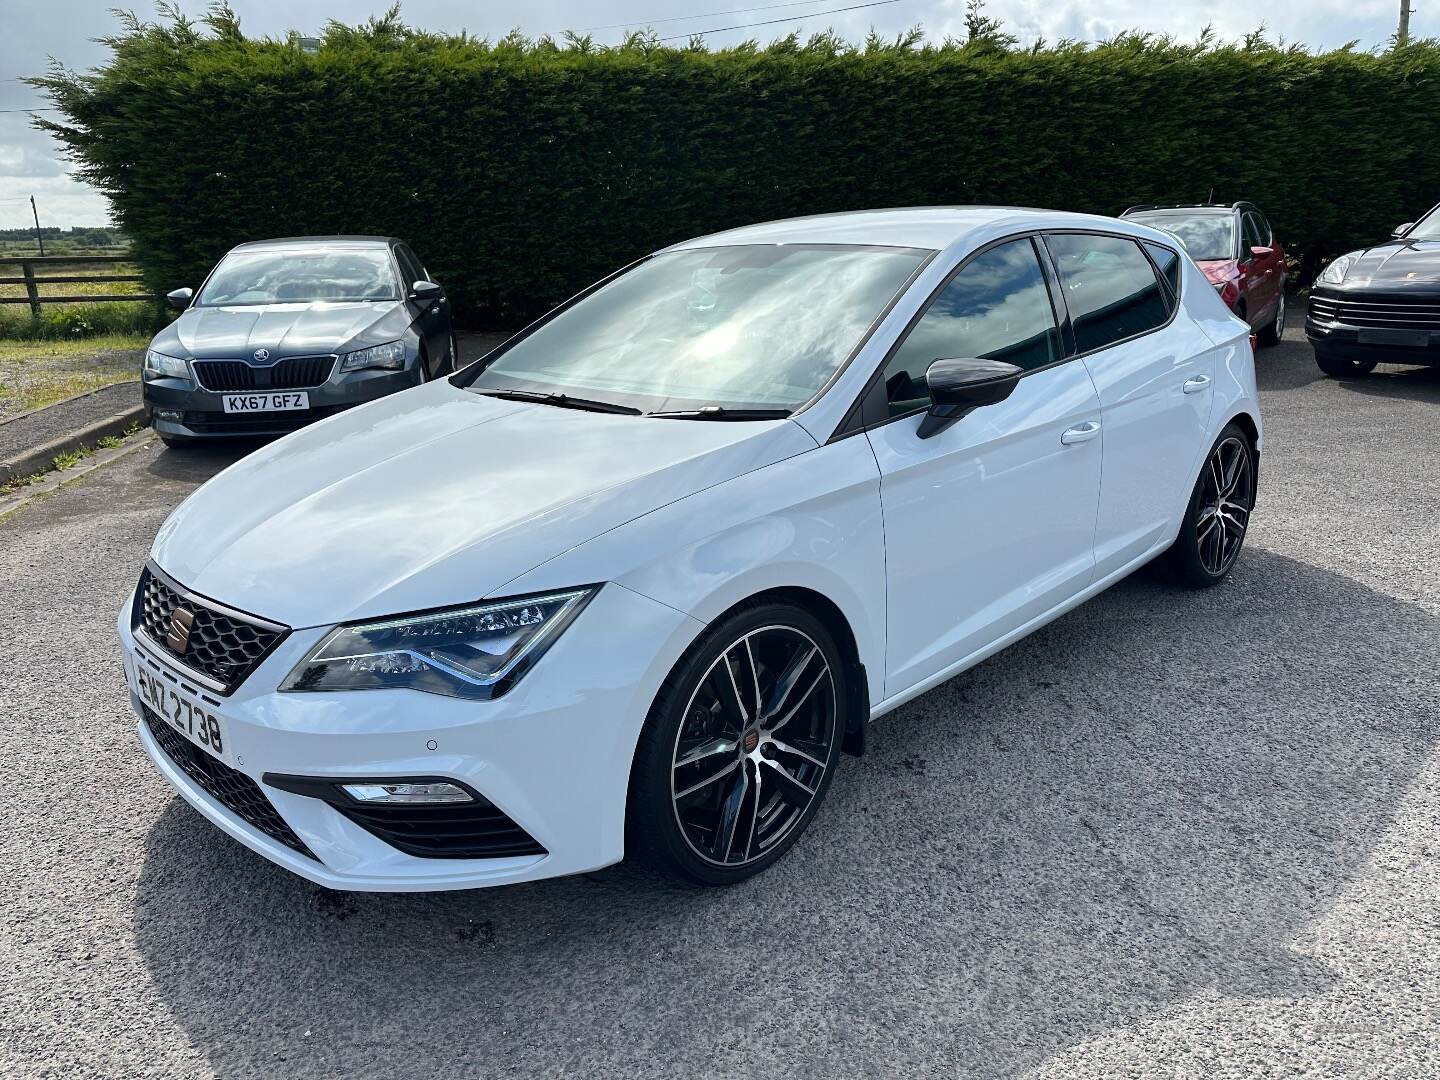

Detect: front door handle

[1060,420,1101,445]
[1183,375,1212,394]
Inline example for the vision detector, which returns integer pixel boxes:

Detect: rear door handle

[1060,420,1101,445]
[1183,375,1212,394]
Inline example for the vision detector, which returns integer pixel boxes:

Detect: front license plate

[1357,328,1430,348]
[132,654,229,762]
[222,391,309,413]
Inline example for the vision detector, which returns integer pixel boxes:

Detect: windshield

[1129,212,1236,261]
[1407,207,1440,240]
[463,244,929,413]
[197,248,399,305]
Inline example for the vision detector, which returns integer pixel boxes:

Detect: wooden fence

[0,254,153,316]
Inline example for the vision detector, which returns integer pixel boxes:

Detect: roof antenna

[1207,186,1215,204]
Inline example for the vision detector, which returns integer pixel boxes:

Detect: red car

[1121,202,1288,346]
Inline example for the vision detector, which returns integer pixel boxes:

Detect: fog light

[154,409,183,422]
[340,781,472,804]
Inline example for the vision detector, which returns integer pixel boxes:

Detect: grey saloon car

[143,236,456,446]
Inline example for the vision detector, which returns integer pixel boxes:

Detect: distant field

[0,252,144,304]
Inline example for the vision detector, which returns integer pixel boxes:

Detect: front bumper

[118,581,700,891]
[1305,319,1440,367]
[143,366,423,439]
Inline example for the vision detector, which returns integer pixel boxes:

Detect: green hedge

[30,9,1440,328]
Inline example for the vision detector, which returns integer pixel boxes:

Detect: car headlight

[280,588,596,700]
[143,349,191,383]
[339,340,406,373]
[1318,253,1359,286]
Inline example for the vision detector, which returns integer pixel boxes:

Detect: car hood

[151,381,819,628]
[1332,240,1440,290]
[153,301,410,359]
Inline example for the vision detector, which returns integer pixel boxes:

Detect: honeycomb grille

[135,567,287,693]
[143,707,316,860]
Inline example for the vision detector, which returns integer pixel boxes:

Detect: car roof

[230,236,397,251]
[662,206,1164,253]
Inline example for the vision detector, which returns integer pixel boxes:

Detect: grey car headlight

[339,340,406,373]
[144,349,192,383]
[280,588,596,700]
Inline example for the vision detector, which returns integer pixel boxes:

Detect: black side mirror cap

[1394,223,1414,239]
[917,357,1024,439]
[410,280,443,302]
[166,287,193,311]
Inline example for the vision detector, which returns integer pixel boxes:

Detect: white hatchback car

[119,207,1260,891]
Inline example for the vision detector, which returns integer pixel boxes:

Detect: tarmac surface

[2,329,1437,1078]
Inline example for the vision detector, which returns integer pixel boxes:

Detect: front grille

[134,565,287,693]
[193,355,335,392]
[143,706,317,860]
[1309,293,1440,331]
[336,798,547,860]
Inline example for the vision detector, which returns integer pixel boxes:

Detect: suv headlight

[281,588,596,700]
[143,349,191,383]
[1318,253,1360,285]
[339,340,406,373]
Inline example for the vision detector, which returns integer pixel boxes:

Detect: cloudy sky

[0,0,1424,229]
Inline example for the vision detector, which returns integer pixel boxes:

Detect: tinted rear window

[1046,234,1170,353]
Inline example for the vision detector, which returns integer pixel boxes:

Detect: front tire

[1315,349,1376,378]
[627,601,847,886]
[1164,423,1256,588]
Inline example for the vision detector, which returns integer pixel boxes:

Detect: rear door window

[1045,233,1170,354]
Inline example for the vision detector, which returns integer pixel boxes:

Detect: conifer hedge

[29,8,1440,327]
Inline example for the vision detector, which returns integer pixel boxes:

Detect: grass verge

[0,421,143,497]
[0,333,148,417]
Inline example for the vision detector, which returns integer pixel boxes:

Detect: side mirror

[410,280,443,302]
[166,287,193,311]
[1393,223,1414,239]
[1250,245,1274,258]
[917,357,1023,439]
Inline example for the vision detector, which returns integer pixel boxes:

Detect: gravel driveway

[2,330,1437,1078]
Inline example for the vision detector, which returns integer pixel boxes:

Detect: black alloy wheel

[628,602,846,885]
[1165,423,1257,587]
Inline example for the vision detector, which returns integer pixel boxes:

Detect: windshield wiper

[646,406,793,421]
[475,388,642,415]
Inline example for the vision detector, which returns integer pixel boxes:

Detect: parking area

[1,329,1437,1078]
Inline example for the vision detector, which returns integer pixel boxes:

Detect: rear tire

[1164,423,1256,589]
[627,601,848,887]
[1257,291,1285,347]
[1315,349,1376,378]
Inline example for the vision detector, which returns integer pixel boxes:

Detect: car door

[1238,213,1271,328]
[864,236,1104,697]
[1249,211,1284,320]
[397,244,450,375]
[1045,232,1216,578]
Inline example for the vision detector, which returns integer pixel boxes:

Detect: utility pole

[1398,0,1413,46]
[29,195,45,256]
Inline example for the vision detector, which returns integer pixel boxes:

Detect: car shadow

[130,549,1438,1076]
[1336,363,1440,404]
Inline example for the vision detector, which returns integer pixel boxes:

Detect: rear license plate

[222,391,309,413]
[1356,328,1430,348]
[131,653,228,762]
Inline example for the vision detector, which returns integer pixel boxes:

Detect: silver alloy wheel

[1273,292,1285,338]
[1196,435,1253,576]
[670,625,837,867]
